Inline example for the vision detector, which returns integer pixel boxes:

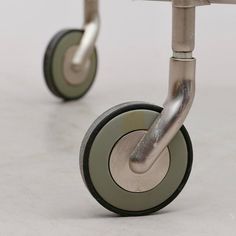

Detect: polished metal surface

[72,0,100,70]
[64,46,91,85]
[129,5,196,174]
[110,131,170,193]
[130,58,196,174]
[173,52,193,59]
[172,7,195,52]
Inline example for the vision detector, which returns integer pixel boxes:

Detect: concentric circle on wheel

[109,130,170,193]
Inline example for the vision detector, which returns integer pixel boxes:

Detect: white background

[0,1,236,235]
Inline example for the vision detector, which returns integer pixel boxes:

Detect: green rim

[44,29,98,100]
[80,102,193,216]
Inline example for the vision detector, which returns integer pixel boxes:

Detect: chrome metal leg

[72,0,100,70]
[129,0,236,174]
[130,4,196,174]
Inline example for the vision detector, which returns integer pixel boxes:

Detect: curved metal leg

[130,4,196,174]
[129,0,236,174]
[130,58,196,174]
[72,0,100,70]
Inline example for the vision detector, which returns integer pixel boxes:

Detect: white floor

[0,1,236,235]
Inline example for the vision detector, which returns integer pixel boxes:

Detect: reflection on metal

[130,57,196,174]
[110,131,170,193]
[129,4,196,174]
[72,0,100,71]
[64,46,91,85]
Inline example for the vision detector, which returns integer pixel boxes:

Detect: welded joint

[173,52,193,59]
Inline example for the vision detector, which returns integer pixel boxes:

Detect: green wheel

[43,29,98,101]
[80,102,193,216]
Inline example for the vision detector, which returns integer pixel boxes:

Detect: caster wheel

[43,29,98,101]
[80,102,193,216]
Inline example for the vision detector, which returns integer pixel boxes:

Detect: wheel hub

[63,46,91,85]
[109,130,170,193]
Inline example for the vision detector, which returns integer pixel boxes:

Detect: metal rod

[172,7,195,52]
[129,5,196,174]
[72,0,100,70]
